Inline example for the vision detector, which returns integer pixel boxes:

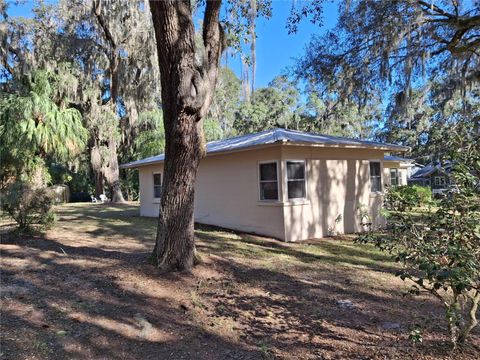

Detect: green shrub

[2,181,56,232]
[358,159,480,348]
[385,185,432,211]
[411,185,432,204]
[385,185,419,211]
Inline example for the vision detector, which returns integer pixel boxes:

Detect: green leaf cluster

[357,120,480,347]
[2,181,56,232]
[0,69,88,186]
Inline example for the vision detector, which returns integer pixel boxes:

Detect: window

[370,162,382,192]
[153,173,162,198]
[259,162,279,200]
[390,168,400,186]
[434,176,446,186]
[286,161,306,199]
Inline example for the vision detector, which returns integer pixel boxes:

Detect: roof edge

[121,141,409,169]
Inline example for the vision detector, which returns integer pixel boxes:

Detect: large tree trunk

[107,138,125,203]
[93,0,125,203]
[94,171,104,198]
[106,52,125,203]
[111,179,124,203]
[149,0,223,271]
[152,113,204,270]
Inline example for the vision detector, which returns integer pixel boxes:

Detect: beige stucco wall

[193,147,285,239]
[280,145,385,241]
[138,146,285,240]
[138,163,163,217]
[137,144,388,242]
[383,161,409,186]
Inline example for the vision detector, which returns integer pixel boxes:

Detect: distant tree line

[1,0,478,201]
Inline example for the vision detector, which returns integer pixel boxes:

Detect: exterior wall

[137,145,388,242]
[193,147,285,240]
[383,161,409,187]
[280,146,385,242]
[408,170,451,196]
[429,170,450,189]
[138,163,164,217]
[138,146,285,240]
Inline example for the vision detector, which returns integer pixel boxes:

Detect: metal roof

[410,164,439,178]
[383,155,413,162]
[121,128,409,169]
[411,162,451,178]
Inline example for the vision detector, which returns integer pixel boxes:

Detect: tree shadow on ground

[1,242,260,360]
[196,257,479,359]
[1,204,262,359]
[194,227,480,358]
[1,204,479,359]
[195,230,397,273]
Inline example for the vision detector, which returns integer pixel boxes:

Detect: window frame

[369,160,383,193]
[285,160,307,200]
[434,176,446,186]
[258,160,280,201]
[390,168,400,187]
[153,172,162,199]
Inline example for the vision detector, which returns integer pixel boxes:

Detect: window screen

[370,162,382,192]
[259,162,278,200]
[287,161,306,199]
[153,173,162,198]
[390,168,399,186]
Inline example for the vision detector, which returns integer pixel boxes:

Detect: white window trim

[369,160,383,194]
[390,167,399,186]
[258,160,280,202]
[153,172,162,199]
[284,159,307,200]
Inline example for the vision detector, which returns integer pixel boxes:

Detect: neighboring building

[121,128,408,242]
[408,161,453,196]
[382,155,415,187]
[407,162,425,179]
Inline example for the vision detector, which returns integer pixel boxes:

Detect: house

[408,161,453,196]
[121,128,408,242]
[382,155,416,187]
[407,162,425,179]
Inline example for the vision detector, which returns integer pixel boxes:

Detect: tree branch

[203,0,223,85]
[92,0,117,50]
[417,0,454,19]
[199,0,223,117]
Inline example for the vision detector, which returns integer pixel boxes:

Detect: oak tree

[149,0,226,271]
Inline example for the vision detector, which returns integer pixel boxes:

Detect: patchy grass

[1,203,479,360]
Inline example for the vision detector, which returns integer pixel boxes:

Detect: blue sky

[222,0,339,88]
[7,0,339,88]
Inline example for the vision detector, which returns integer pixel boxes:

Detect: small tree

[0,69,87,187]
[358,124,480,347]
[2,181,56,232]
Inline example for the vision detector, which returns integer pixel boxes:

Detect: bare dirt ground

[1,203,479,360]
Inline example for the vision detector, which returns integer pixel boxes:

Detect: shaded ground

[1,203,479,359]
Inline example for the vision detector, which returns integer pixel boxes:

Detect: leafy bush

[2,181,56,232]
[357,150,480,348]
[385,185,420,211]
[385,185,432,211]
[411,185,432,204]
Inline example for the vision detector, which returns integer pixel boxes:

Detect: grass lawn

[1,203,479,359]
